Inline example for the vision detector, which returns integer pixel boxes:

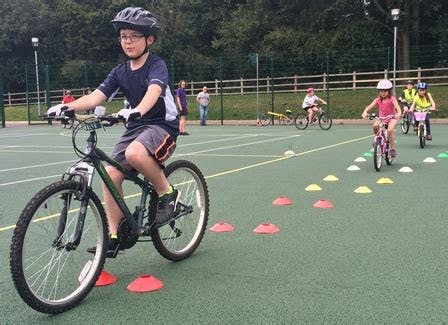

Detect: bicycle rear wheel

[373,139,382,171]
[284,112,294,125]
[318,113,332,130]
[10,180,107,314]
[294,112,308,130]
[152,160,209,261]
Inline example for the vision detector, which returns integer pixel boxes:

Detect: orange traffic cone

[95,269,117,287]
[127,274,164,293]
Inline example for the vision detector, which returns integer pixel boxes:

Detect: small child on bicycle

[398,80,416,116]
[302,87,327,125]
[362,79,402,158]
[62,7,179,255]
[409,82,437,140]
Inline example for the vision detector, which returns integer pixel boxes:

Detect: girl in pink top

[362,79,401,157]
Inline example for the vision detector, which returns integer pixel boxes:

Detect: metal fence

[5,66,448,108]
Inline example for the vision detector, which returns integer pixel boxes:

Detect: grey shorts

[111,125,176,167]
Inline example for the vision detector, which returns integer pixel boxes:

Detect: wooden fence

[4,67,448,107]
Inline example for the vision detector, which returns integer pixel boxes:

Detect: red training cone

[313,199,334,209]
[272,196,293,206]
[127,274,164,293]
[95,269,117,287]
[209,222,235,232]
[253,223,280,234]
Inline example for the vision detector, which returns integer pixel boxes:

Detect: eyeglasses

[119,34,145,43]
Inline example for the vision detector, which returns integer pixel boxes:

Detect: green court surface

[1,122,448,323]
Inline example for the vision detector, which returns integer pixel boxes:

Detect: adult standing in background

[196,86,210,126]
[176,80,189,135]
[62,90,75,104]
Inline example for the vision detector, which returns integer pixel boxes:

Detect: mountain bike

[368,113,393,171]
[10,115,209,314]
[260,102,294,126]
[294,104,332,130]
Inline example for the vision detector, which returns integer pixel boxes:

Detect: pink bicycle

[368,114,394,171]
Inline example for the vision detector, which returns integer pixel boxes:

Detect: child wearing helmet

[362,79,402,157]
[62,7,179,256]
[410,82,437,140]
[302,87,327,125]
[398,80,416,115]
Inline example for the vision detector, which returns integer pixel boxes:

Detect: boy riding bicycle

[362,79,401,158]
[302,87,327,125]
[398,80,416,111]
[62,7,179,255]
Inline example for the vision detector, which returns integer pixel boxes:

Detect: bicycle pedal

[106,246,124,258]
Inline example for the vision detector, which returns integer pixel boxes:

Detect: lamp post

[391,8,400,95]
[31,37,41,116]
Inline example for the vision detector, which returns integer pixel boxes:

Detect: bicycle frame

[374,123,388,155]
[267,111,290,121]
[60,127,156,246]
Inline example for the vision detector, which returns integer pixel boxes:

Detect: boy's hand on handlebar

[117,108,141,122]
[362,111,368,119]
[59,106,75,118]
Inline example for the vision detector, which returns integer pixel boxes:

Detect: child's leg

[387,119,398,149]
[425,114,431,135]
[372,120,380,134]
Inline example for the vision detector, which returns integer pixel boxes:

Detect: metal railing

[4,66,448,107]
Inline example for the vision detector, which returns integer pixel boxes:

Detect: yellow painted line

[0,135,370,232]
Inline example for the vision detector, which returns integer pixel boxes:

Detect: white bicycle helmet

[376,79,393,90]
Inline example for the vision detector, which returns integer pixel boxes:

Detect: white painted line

[0,160,77,173]
[174,134,302,157]
[0,175,60,187]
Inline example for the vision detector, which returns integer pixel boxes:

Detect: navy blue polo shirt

[98,54,179,138]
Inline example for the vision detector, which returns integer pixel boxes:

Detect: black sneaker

[87,236,122,258]
[155,188,180,225]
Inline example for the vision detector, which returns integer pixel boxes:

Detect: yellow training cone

[377,177,393,184]
[354,186,372,194]
[323,175,339,182]
[305,184,322,191]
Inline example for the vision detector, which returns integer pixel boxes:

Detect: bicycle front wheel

[373,139,382,172]
[400,115,410,134]
[10,181,108,314]
[318,113,332,130]
[152,160,209,261]
[260,114,271,126]
[294,112,308,130]
[419,124,426,148]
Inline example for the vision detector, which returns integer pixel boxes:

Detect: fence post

[294,75,298,92]
[0,67,4,128]
[323,73,327,91]
[8,92,11,107]
[417,67,421,82]
[215,79,218,95]
[266,77,270,93]
[84,64,88,88]
[352,71,356,90]
[384,69,388,79]
[240,78,244,95]
[219,57,223,125]
[190,80,194,95]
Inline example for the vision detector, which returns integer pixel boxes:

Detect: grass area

[4,85,448,122]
